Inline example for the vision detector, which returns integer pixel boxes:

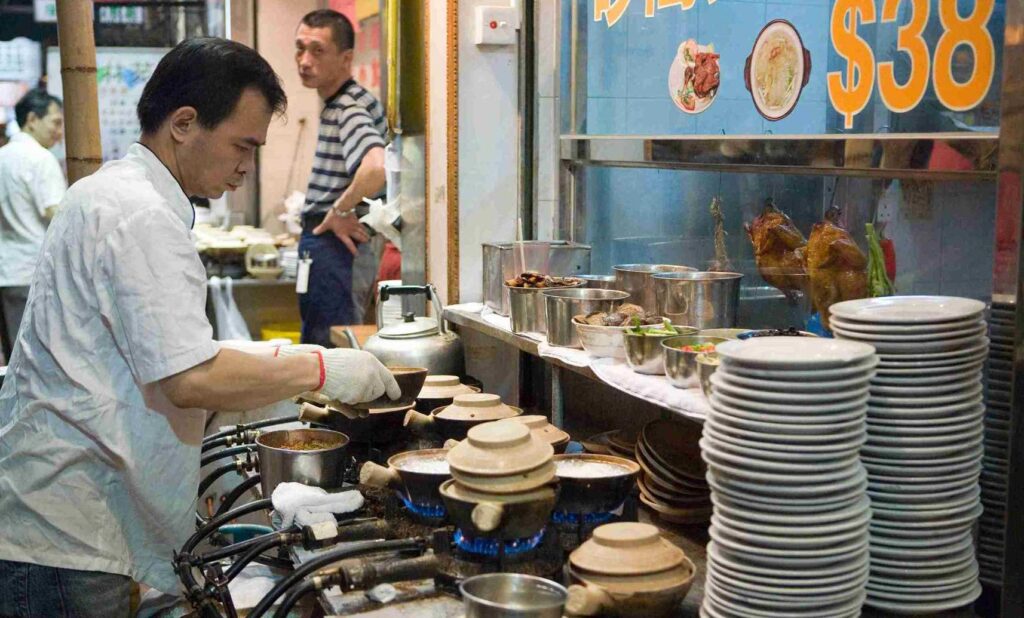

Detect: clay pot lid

[434,393,522,422]
[569,522,685,576]
[417,375,480,400]
[567,559,695,595]
[451,460,556,495]
[440,477,556,504]
[512,415,571,446]
[446,419,553,476]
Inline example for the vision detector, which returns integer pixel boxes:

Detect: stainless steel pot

[578,275,616,289]
[507,281,584,336]
[255,428,349,498]
[542,288,630,348]
[653,271,743,329]
[461,573,568,618]
[362,284,465,376]
[613,265,695,313]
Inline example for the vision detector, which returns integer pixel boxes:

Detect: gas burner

[453,528,546,558]
[551,510,616,525]
[398,492,447,521]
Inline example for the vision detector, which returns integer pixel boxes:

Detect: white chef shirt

[0,132,67,287]
[0,143,219,593]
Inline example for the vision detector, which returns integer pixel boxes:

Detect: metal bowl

[696,353,720,399]
[653,271,743,330]
[255,428,350,498]
[662,336,728,389]
[613,265,696,313]
[574,321,630,359]
[698,328,748,340]
[461,573,568,618]
[506,281,584,336]
[623,327,698,375]
[578,274,617,289]
[542,288,630,348]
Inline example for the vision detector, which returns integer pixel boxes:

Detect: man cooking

[0,89,67,362]
[0,38,398,616]
[295,9,387,345]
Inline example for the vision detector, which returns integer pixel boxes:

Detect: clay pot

[359,448,450,514]
[446,419,553,477]
[451,460,557,495]
[439,479,557,541]
[405,393,523,441]
[415,375,481,412]
[552,454,640,514]
[512,415,571,453]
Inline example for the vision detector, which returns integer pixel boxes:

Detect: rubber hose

[197,461,240,499]
[247,539,422,618]
[200,444,257,468]
[201,435,234,453]
[215,474,262,518]
[273,579,317,618]
[198,524,299,565]
[203,414,300,444]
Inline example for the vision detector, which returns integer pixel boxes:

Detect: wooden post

[55,0,102,184]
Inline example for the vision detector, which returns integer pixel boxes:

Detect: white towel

[590,358,711,422]
[446,302,485,314]
[537,341,592,368]
[271,482,365,528]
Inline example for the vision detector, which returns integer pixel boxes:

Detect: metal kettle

[362,284,465,376]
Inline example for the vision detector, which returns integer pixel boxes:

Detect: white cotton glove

[312,348,401,405]
[275,344,326,357]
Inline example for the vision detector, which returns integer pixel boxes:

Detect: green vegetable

[628,318,678,336]
[866,223,895,297]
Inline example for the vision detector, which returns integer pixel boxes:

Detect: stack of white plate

[829,296,986,614]
[979,298,1013,586]
[700,337,876,618]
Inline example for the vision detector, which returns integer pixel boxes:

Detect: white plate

[711,511,870,548]
[713,390,869,416]
[709,417,866,446]
[868,527,974,549]
[860,433,983,459]
[711,374,871,403]
[704,578,866,618]
[862,455,982,478]
[704,423,864,458]
[873,358,987,376]
[867,396,984,420]
[869,465,979,487]
[861,443,983,466]
[709,523,869,561]
[865,422,983,444]
[829,296,986,324]
[700,437,860,474]
[713,495,870,528]
[838,332,986,354]
[830,315,984,334]
[868,373,981,395]
[876,339,990,362]
[706,467,866,502]
[866,405,984,427]
[869,554,975,578]
[864,581,980,607]
[707,452,861,486]
[868,383,983,408]
[868,475,979,497]
[713,370,870,394]
[867,564,978,593]
[870,503,982,531]
[869,483,979,505]
[877,349,989,369]
[707,560,869,602]
[708,542,867,586]
[869,534,973,562]
[870,366,984,386]
[716,337,876,369]
[722,356,878,381]
[831,322,986,342]
[870,486,980,516]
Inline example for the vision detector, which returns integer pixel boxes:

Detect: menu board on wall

[46,47,168,162]
[579,0,1004,135]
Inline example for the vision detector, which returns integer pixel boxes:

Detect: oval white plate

[870,365,984,385]
[830,315,983,334]
[831,322,986,343]
[874,358,986,376]
[868,373,981,395]
[867,383,983,408]
[702,437,860,474]
[865,421,983,444]
[866,405,984,427]
[704,424,863,459]
[712,374,871,403]
[721,356,878,381]
[862,455,982,478]
[867,396,983,420]
[861,432,983,459]
[713,370,870,394]
[713,389,869,416]
[875,339,989,362]
[709,418,866,445]
[837,332,986,354]
[829,296,986,324]
[716,337,876,368]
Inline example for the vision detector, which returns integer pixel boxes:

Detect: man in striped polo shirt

[295,9,387,346]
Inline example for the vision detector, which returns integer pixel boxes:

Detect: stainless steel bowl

[696,353,720,398]
[542,288,630,348]
[653,271,743,330]
[255,428,350,498]
[578,274,617,289]
[613,264,695,313]
[623,327,698,375]
[507,283,583,336]
[662,335,728,389]
[461,573,568,618]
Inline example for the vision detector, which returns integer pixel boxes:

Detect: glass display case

[556,0,1023,612]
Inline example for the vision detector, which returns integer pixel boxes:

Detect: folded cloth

[271,482,365,528]
[446,302,485,314]
[590,358,711,422]
[481,308,513,333]
[537,341,592,368]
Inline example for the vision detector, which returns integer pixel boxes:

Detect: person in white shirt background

[0,38,398,616]
[0,89,67,363]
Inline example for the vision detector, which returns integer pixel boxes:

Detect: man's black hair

[137,37,286,135]
[300,9,355,52]
[15,89,62,128]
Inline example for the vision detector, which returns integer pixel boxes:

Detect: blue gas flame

[454,528,546,556]
[397,492,446,519]
[551,510,615,525]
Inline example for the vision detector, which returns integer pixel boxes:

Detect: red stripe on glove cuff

[314,351,326,391]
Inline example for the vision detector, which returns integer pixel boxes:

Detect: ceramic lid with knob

[418,375,480,401]
[569,522,686,576]
[446,419,553,476]
[434,393,522,421]
[512,415,570,447]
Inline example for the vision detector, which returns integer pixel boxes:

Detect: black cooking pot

[359,448,451,516]
[552,454,640,515]
[439,479,557,541]
[299,401,411,443]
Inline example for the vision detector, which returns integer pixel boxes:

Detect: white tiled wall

[534,0,560,240]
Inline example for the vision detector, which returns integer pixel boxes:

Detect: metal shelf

[560,133,999,180]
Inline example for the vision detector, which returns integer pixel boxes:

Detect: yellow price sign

[828,0,996,129]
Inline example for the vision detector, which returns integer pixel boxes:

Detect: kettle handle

[377,284,448,334]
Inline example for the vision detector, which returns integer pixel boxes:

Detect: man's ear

[341,49,354,73]
[168,106,199,144]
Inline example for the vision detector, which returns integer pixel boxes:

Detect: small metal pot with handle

[362,284,465,376]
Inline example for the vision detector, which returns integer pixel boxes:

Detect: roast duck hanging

[746,200,867,329]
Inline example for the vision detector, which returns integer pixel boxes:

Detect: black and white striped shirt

[303,79,387,215]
